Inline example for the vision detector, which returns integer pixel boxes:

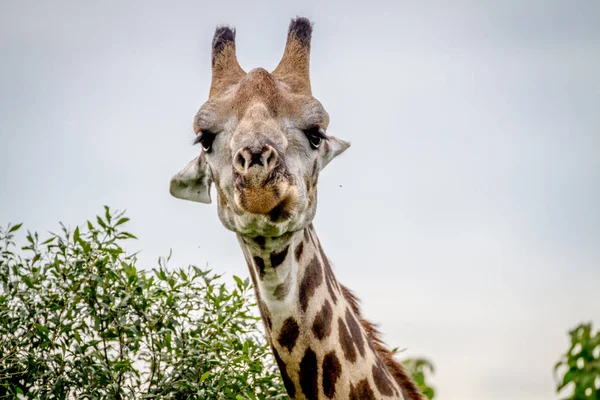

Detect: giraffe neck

[237,224,405,400]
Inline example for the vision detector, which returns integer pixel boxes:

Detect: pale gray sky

[1,1,599,399]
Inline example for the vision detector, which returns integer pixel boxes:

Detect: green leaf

[200,371,211,383]
[41,237,56,245]
[115,217,130,226]
[9,223,23,233]
[119,232,137,240]
[22,275,34,288]
[97,216,107,229]
[233,275,243,288]
[104,205,112,223]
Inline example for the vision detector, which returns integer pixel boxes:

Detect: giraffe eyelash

[193,130,217,152]
[303,125,326,138]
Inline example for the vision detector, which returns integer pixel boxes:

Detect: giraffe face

[170,21,350,237]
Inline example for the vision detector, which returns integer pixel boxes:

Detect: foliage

[555,323,600,400]
[402,357,436,399]
[0,207,285,399]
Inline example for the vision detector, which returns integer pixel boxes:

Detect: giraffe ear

[169,154,213,204]
[319,136,351,170]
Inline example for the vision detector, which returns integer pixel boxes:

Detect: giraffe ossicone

[170,17,424,400]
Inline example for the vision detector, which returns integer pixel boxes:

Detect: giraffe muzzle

[231,146,296,216]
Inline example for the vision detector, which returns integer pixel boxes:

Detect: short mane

[340,285,425,400]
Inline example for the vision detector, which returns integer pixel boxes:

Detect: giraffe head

[170,18,350,237]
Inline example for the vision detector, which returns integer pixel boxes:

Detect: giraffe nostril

[234,150,249,173]
[262,146,278,171]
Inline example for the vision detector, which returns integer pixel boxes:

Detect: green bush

[0,207,285,399]
[555,323,600,400]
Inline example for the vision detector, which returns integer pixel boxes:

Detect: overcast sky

[1,1,599,399]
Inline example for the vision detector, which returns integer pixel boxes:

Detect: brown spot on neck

[270,245,289,268]
[299,255,323,312]
[312,300,333,340]
[299,347,318,399]
[252,235,266,248]
[345,308,366,358]
[273,281,290,300]
[349,378,376,400]
[273,347,296,397]
[278,317,300,352]
[294,241,304,261]
[253,256,265,279]
[322,351,342,398]
[373,357,397,396]
[338,317,357,363]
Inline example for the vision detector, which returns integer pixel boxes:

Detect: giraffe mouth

[234,183,299,220]
[233,172,300,222]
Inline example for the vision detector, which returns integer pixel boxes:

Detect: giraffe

[169,18,424,400]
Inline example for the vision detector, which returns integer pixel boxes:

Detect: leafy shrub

[555,323,600,400]
[0,207,285,399]
[402,357,435,399]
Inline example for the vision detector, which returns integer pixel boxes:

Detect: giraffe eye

[194,131,217,152]
[304,126,325,149]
